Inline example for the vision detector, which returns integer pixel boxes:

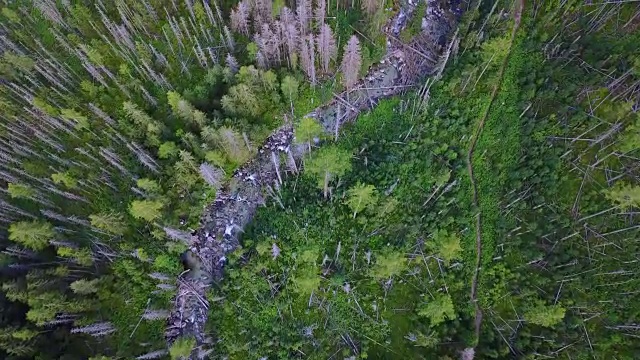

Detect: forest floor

[467,0,524,344]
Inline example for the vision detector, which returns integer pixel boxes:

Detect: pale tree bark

[299,34,317,85]
[340,35,362,90]
[282,21,300,69]
[315,0,327,28]
[361,0,380,16]
[230,0,251,35]
[317,23,337,74]
[296,0,312,34]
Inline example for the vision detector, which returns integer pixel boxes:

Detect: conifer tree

[7,183,35,199]
[70,279,100,295]
[137,178,161,194]
[524,303,566,328]
[431,230,462,264]
[345,183,377,218]
[129,200,164,222]
[223,84,260,117]
[370,250,408,280]
[122,101,163,146]
[214,126,250,165]
[89,213,125,235]
[315,0,327,27]
[361,0,381,16]
[51,172,78,189]
[340,35,362,90]
[167,91,207,128]
[294,116,323,152]
[230,1,250,35]
[296,0,312,34]
[57,247,94,267]
[8,220,55,251]
[169,336,196,360]
[605,183,640,210]
[280,75,299,115]
[417,294,456,327]
[316,23,337,74]
[305,146,352,198]
[299,34,316,85]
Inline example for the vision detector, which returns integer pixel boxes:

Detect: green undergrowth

[210,1,640,359]
[209,92,476,358]
[400,1,428,43]
[472,25,526,311]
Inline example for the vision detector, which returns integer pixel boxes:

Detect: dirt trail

[467,0,524,347]
[163,1,461,358]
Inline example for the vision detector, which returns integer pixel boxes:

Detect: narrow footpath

[467,0,524,347]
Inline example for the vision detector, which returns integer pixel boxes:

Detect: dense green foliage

[207,1,640,359]
[0,0,391,358]
[1,0,639,359]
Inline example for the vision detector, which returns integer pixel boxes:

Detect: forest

[0,0,639,359]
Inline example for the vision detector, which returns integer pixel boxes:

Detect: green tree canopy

[32,97,58,116]
[7,183,35,199]
[295,116,324,152]
[25,291,89,326]
[11,328,37,341]
[129,200,164,222]
[172,150,201,193]
[57,247,94,266]
[305,146,352,198]
[122,101,163,146]
[344,183,377,218]
[605,183,640,210]
[51,172,78,189]
[89,212,125,235]
[204,126,250,166]
[167,91,207,128]
[431,229,462,263]
[370,250,407,280]
[158,141,179,159]
[291,266,321,295]
[137,178,161,194]
[1,8,20,23]
[246,42,259,61]
[524,303,566,328]
[417,293,456,327]
[261,70,278,91]
[616,116,640,153]
[169,337,196,360]
[281,75,299,114]
[60,108,89,129]
[8,221,54,251]
[70,279,100,295]
[223,84,260,117]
